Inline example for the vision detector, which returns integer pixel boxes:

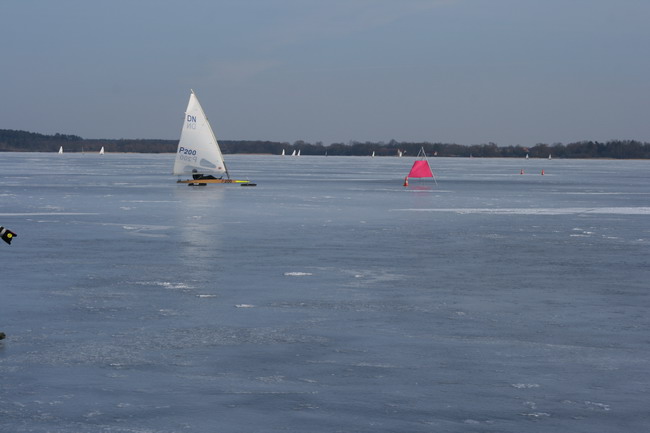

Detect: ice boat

[404,147,437,186]
[173,90,254,186]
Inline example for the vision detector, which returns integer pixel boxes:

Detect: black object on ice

[1,226,17,245]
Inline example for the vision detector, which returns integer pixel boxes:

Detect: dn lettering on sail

[186,114,197,129]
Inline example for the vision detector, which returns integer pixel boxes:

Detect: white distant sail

[371,151,375,157]
[99,146,104,155]
[58,146,63,154]
[297,149,301,156]
[281,149,285,156]
[291,149,296,156]
[173,90,228,178]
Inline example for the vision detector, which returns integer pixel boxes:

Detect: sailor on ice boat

[174,90,255,186]
[403,147,437,187]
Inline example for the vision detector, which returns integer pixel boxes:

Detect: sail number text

[185,115,197,130]
[178,146,197,162]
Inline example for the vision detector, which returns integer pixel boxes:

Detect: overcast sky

[2,0,649,146]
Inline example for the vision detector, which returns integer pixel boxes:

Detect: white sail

[281,149,285,156]
[99,146,104,155]
[291,150,296,156]
[297,149,301,156]
[58,146,63,154]
[173,90,228,178]
[371,151,375,157]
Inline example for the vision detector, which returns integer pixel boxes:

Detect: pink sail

[407,160,433,178]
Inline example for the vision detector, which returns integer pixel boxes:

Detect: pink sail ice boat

[404,147,437,187]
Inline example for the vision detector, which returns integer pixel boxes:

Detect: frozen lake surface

[1,153,649,432]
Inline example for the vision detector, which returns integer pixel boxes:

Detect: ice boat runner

[174,90,254,186]
[404,147,437,187]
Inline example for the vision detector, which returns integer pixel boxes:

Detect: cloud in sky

[1,0,649,145]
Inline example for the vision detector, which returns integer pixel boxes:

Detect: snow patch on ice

[134,281,193,290]
[392,207,650,215]
[512,383,540,389]
[0,212,98,216]
[521,412,550,418]
[585,401,610,411]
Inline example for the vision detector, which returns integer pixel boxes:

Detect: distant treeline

[1,129,650,159]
